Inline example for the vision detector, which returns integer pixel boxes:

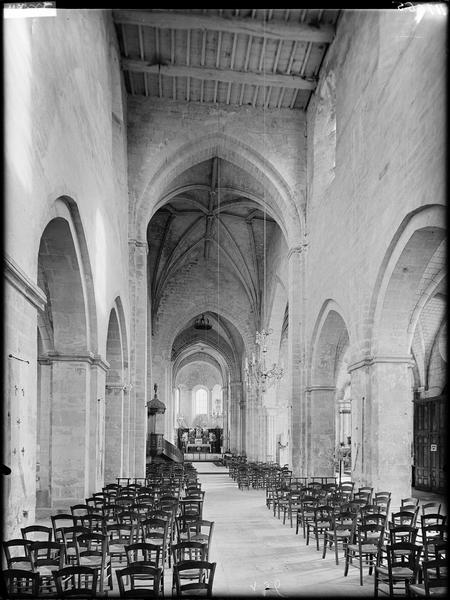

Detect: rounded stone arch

[308,300,351,388]
[35,196,99,510]
[37,195,98,353]
[174,350,228,386]
[158,303,254,368]
[265,278,288,368]
[368,204,446,358]
[134,132,303,246]
[307,300,351,477]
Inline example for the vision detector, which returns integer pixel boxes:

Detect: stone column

[349,356,414,510]
[287,245,307,476]
[222,385,230,452]
[306,386,336,477]
[265,407,277,463]
[240,398,246,455]
[229,381,242,453]
[128,239,148,477]
[104,383,125,482]
[40,353,98,508]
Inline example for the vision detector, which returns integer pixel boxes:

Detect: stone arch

[36,198,98,509]
[134,132,303,246]
[37,196,98,353]
[369,204,445,358]
[309,300,351,387]
[308,300,351,477]
[104,306,125,482]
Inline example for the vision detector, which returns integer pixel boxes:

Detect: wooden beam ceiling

[122,59,317,91]
[112,9,335,44]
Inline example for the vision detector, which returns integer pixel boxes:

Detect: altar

[177,427,222,454]
[186,443,211,453]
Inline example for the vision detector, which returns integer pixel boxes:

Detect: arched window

[195,388,208,415]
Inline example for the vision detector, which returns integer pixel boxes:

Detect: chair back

[173,560,216,597]
[21,525,53,543]
[51,514,75,543]
[53,565,98,598]
[116,564,163,597]
[2,539,33,569]
[171,541,208,564]
[2,569,40,598]
[125,542,162,567]
[30,541,64,570]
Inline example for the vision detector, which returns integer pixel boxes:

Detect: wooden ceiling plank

[252,85,259,107]
[138,24,144,59]
[113,10,335,44]
[289,88,299,109]
[244,35,253,71]
[121,23,129,57]
[276,87,286,109]
[122,59,317,90]
[239,83,245,106]
[286,40,298,74]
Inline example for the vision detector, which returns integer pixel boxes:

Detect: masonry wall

[4,9,130,536]
[305,8,446,358]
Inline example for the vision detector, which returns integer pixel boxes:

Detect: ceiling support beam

[113,10,334,44]
[122,59,317,90]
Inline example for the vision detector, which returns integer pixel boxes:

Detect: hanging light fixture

[194,313,212,330]
[245,328,284,393]
[245,9,283,395]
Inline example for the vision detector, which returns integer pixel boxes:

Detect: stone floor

[33,463,446,598]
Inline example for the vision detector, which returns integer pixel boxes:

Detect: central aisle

[195,465,374,597]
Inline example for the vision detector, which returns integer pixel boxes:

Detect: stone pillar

[265,407,278,463]
[128,239,148,477]
[287,245,307,476]
[240,398,246,455]
[222,385,230,452]
[39,355,91,508]
[104,382,125,482]
[229,381,242,453]
[349,356,414,510]
[306,386,336,477]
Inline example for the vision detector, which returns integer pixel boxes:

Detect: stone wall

[4,9,130,536]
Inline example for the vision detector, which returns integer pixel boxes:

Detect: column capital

[38,352,110,372]
[128,238,148,251]
[287,243,308,259]
[348,354,415,373]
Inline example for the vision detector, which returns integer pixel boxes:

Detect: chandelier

[193,314,212,330]
[245,328,284,393]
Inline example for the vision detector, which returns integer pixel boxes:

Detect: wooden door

[414,396,446,492]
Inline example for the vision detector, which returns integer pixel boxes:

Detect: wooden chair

[306,505,334,551]
[171,541,209,595]
[322,510,355,565]
[374,542,422,597]
[107,523,135,568]
[116,564,163,598]
[140,517,170,567]
[76,531,113,593]
[21,525,53,543]
[186,520,214,560]
[53,565,98,599]
[2,539,34,570]
[70,504,90,518]
[173,560,216,597]
[2,569,39,598]
[61,526,90,565]
[296,491,318,537]
[30,540,64,596]
[344,522,385,585]
[51,514,75,544]
[408,556,448,597]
